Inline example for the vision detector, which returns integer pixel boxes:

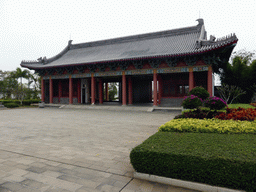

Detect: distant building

[21,19,237,107]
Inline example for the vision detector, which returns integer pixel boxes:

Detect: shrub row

[0,99,41,106]
[22,99,41,106]
[4,103,19,108]
[0,100,20,105]
[215,107,256,121]
[130,132,256,191]
[159,118,256,134]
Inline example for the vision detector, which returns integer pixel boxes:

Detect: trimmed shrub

[182,95,202,109]
[130,132,256,191]
[1,100,20,105]
[174,109,221,119]
[1,99,41,106]
[4,103,19,108]
[159,118,256,134]
[188,86,209,100]
[31,99,41,103]
[22,100,32,106]
[204,96,227,110]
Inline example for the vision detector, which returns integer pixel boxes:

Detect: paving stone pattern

[0,108,199,192]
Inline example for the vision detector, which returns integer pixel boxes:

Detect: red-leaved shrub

[214,107,256,121]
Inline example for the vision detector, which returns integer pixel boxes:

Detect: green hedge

[22,99,40,106]
[130,132,256,191]
[0,99,41,106]
[159,118,256,134]
[4,103,19,108]
[0,100,20,105]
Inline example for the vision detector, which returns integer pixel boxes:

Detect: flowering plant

[215,107,256,121]
[204,96,227,110]
[182,95,203,109]
[158,118,256,134]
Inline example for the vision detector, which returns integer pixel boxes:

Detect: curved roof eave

[20,39,238,70]
[20,19,238,70]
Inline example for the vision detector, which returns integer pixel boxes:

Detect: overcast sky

[1,0,255,72]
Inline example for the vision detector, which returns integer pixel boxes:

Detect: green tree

[220,50,256,103]
[25,71,40,99]
[1,73,19,99]
[108,82,118,101]
[10,67,30,102]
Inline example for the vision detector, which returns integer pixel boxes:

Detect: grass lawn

[228,103,255,108]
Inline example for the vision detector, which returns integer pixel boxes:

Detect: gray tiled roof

[21,19,238,69]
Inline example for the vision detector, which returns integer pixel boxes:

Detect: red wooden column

[91,74,95,104]
[41,77,45,102]
[99,79,103,104]
[208,66,213,96]
[128,76,133,105]
[158,75,162,105]
[153,70,158,106]
[58,80,62,103]
[77,79,81,103]
[122,71,127,105]
[149,81,152,102]
[49,77,53,104]
[105,82,109,101]
[189,67,194,91]
[69,75,73,104]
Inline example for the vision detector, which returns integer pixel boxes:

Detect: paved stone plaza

[0,107,199,192]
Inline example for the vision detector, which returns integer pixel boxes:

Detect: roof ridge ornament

[196,18,204,26]
[68,40,73,46]
[196,32,237,49]
[37,56,48,64]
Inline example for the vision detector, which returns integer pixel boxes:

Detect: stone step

[160,98,183,107]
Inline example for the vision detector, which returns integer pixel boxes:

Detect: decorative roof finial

[68,40,73,46]
[196,18,204,26]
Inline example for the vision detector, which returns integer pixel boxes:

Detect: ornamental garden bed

[130,87,256,191]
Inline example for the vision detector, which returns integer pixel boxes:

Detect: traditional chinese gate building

[21,19,238,107]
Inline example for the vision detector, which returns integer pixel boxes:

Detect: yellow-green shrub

[159,118,256,134]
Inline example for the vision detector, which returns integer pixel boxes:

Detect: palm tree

[11,67,30,103]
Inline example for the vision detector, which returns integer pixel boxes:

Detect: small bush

[215,107,256,121]
[188,86,209,100]
[4,103,19,108]
[204,96,227,110]
[182,95,202,109]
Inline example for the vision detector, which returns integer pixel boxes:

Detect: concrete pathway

[0,107,199,192]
